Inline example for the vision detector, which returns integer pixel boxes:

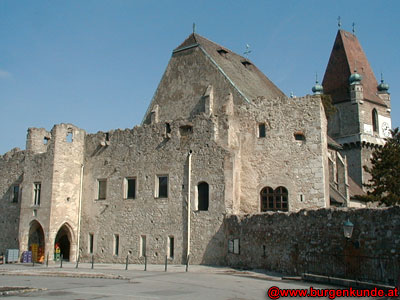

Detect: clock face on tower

[381,122,391,137]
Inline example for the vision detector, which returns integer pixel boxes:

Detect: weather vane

[244,44,252,58]
[193,23,196,34]
[352,22,356,34]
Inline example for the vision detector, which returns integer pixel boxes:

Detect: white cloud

[0,69,12,79]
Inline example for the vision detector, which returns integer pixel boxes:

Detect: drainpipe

[187,150,192,261]
[76,164,84,261]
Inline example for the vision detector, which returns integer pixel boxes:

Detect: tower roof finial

[352,22,356,34]
[378,72,389,92]
[337,16,342,28]
[349,62,362,85]
[193,23,196,34]
[312,72,323,95]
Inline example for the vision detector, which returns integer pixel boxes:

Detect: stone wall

[0,148,24,255]
[79,115,229,265]
[235,95,329,213]
[224,207,400,274]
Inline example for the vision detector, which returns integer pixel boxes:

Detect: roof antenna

[244,44,252,58]
[352,22,356,34]
[193,23,196,34]
[337,16,342,28]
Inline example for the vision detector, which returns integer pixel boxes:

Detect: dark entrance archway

[54,224,73,261]
[28,220,45,263]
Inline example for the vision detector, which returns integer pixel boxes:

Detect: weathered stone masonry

[224,207,400,275]
[0,29,394,270]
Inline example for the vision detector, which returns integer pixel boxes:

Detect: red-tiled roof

[322,30,385,106]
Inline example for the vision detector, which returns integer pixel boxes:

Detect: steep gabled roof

[322,30,385,106]
[174,33,286,101]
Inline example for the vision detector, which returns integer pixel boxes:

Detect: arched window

[260,186,288,212]
[197,182,209,211]
[372,109,378,133]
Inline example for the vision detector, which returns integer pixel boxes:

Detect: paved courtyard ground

[0,263,384,299]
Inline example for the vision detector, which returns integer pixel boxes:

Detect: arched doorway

[54,224,73,261]
[28,220,45,263]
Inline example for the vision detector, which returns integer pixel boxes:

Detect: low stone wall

[224,207,400,275]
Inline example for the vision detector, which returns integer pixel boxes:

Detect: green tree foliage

[357,127,400,205]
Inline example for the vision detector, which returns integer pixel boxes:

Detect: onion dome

[312,80,324,95]
[377,73,389,92]
[349,70,362,85]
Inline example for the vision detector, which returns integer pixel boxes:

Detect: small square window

[294,132,306,141]
[156,175,168,198]
[98,179,107,200]
[258,124,266,138]
[124,178,136,199]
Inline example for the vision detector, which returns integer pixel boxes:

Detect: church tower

[322,29,392,190]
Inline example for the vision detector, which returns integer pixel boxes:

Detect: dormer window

[217,49,228,57]
[241,60,252,68]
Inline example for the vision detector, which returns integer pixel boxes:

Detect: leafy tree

[356,128,400,205]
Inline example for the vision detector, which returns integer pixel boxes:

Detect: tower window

[12,185,20,203]
[260,186,288,212]
[33,183,41,206]
[124,178,136,199]
[372,109,378,133]
[156,175,168,198]
[98,179,107,200]
[66,130,73,143]
[197,182,209,211]
[258,124,266,138]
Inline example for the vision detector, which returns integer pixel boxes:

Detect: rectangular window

[140,235,146,257]
[89,233,94,254]
[124,178,136,199]
[156,175,168,198]
[114,234,119,256]
[228,238,240,254]
[33,183,41,206]
[258,124,266,138]
[12,185,20,203]
[168,236,174,258]
[98,179,107,200]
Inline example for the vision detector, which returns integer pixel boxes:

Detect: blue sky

[1,1,399,154]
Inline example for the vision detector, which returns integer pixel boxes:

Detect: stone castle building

[0,28,392,265]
